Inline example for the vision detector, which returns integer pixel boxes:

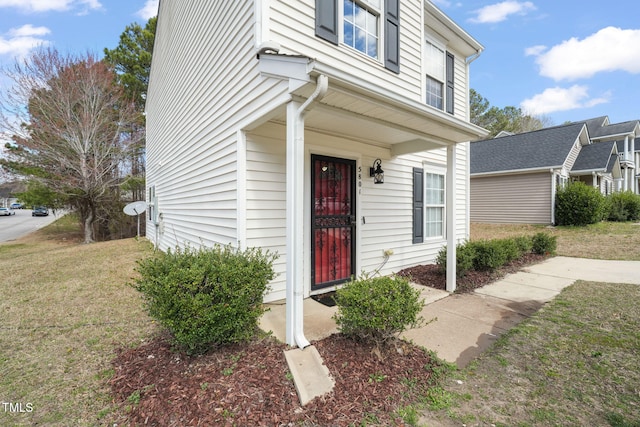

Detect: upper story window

[343,0,380,59]
[425,38,455,114]
[315,0,400,73]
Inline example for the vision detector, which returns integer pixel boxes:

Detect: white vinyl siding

[246,122,469,300]
[148,0,479,301]
[268,0,470,121]
[147,1,290,251]
[470,173,553,224]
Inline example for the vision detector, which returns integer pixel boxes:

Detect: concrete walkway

[259,257,640,403]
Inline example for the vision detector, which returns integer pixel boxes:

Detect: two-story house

[470,116,638,225]
[146,0,487,347]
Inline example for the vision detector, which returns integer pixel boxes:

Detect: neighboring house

[470,116,639,225]
[146,0,487,347]
[583,117,639,194]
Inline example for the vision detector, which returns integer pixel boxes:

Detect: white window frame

[424,166,446,239]
[341,0,382,61]
[424,37,446,110]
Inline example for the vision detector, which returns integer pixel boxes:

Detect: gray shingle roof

[574,116,639,139]
[470,123,585,174]
[581,116,609,135]
[590,120,639,139]
[571,141,616,172]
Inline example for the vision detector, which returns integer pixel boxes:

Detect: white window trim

[424,163,447,240]
[424,35,447,110]
[340,0,383,63]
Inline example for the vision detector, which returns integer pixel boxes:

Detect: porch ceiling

[256,53,487,154]
[269,84,486,155]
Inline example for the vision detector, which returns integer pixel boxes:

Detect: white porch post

[285,99,306,347]
[624,136,629,192]
[446,144,457,292]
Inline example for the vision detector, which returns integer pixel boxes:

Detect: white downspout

[285,74,329,349]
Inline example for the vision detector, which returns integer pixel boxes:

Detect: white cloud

[0,0,101,13]
[524,44,546,57]
[520,85,610,115]
[531,27,640,81]
[136,0,158,20]
[0,25,50,59]
[469,1,536,24]
[8,24,50,37]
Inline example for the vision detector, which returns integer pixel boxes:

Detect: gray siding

[470,173,553,224]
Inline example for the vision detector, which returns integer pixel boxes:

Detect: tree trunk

[83,209,94,244]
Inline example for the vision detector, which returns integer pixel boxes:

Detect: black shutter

[384,0,400,73]
[446,52,454,114]
[413,168,424,244]
[316,0,339,45]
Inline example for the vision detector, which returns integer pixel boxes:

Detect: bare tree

[0,48,141,243]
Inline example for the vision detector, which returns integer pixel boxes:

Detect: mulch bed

[109,254,549,426]
[397,253,548,293]
[109,334,443,426]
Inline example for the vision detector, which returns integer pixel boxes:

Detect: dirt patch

[110,333,444,426]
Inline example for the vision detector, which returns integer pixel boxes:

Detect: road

[0,208,60,243]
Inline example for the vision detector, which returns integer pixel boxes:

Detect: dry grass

[471,222,640,261]
[1,216,638,425]
[426,281,640,426]
[0,216,157,426]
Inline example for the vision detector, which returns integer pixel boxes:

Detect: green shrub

[531,232,557,255]
[513,235,533,254]
[435,242,476,277]
[500,238,523,263]
[333,275,424,346]
[555,181,607,226]
[469,240,508,271]
[133,244,277,354]
[607,191,640,222]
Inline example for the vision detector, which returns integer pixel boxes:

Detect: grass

[1,217,638,425]
[471,221,640,260]
[0,216,157,426]
[428,281,640,426]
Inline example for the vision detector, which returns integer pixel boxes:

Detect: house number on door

[358,166,362,194]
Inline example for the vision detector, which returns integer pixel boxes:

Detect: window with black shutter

[384,0,400,73]
[446,52,454,114]
[315,0,400,72]
[315,0,339,45]
[413,167,424,244]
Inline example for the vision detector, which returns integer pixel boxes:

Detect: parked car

[32,206,48,216]
[10,203,22,209]
[0,207,16,216]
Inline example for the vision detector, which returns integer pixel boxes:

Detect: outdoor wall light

[370,158,384,184]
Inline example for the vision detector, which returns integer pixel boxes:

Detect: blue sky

[0,0,158,75]
[436,0,640,125]
[0,0,638,128]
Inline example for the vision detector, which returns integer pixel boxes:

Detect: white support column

[624,136,630,192]
[285,100,306,347]
[446,144,457,293]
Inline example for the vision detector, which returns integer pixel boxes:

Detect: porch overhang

[258,54,488,154]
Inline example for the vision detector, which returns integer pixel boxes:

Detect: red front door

[311,155,356,290]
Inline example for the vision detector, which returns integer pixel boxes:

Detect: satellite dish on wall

[123,201,147,237]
